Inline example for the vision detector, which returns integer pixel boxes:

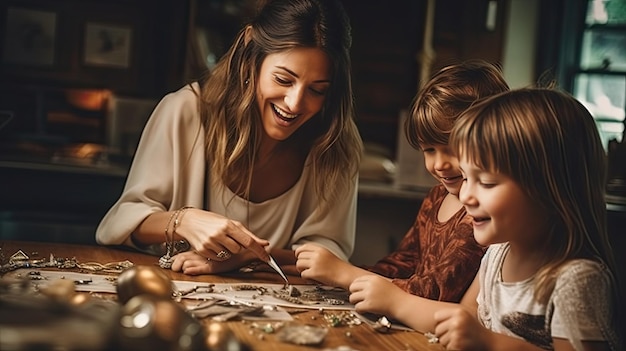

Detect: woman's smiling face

[256,47,331,141]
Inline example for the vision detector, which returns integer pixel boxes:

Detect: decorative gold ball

[116,265,175,304]
[206,322,249,351]
[119,295,205,351]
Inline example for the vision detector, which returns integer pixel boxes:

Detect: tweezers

[267,255,289,286]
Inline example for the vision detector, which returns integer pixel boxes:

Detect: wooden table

[0,240,444,351]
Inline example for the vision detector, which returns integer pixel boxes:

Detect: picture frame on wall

[83,22,132,68]
[2,7,57,66]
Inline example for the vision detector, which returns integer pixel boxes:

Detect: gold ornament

[116,265,176,304]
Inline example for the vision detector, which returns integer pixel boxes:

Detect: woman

[96,0,363,275]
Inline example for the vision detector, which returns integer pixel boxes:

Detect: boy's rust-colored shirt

[365,184,485,302]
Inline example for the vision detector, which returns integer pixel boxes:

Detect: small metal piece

[424,332,439,344]
[158,253,172,269]
[373,316,392,333]
[74,278,93,285]
[216,250,231,259]
[9,250,29,263]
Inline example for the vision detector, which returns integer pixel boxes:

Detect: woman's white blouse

[96,83,357,261]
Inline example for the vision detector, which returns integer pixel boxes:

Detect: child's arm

[434,311,549,351]
[432,277,544,350]
[434,318,604,351]
[349,274,468,333]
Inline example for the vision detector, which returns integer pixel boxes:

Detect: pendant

[158,252,172,269]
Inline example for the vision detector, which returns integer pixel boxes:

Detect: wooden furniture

[0,240,443,351]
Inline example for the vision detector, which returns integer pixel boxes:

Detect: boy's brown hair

[405,60,510,149]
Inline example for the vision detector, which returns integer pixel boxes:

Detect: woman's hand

[295,243,359,288]
[174,208,270,262]
[348,274,403,316]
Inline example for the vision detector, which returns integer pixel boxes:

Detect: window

[572,0,626,150]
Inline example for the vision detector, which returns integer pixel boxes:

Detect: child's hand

[434,308,490,350]
[295,243,349,287]
[348,275,403,316]
[171,250,255,275]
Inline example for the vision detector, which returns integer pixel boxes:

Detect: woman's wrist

[170,206,193,241]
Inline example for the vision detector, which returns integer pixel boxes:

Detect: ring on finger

[216,250,231,260]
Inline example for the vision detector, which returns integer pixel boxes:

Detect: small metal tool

[267,255,289,286]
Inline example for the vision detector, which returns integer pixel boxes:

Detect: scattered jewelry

[272,285,350,306]
[248,321,285,334]
[276,323,328,346]
[28,271,46,280]
[424,332,439,344]
[74,278,93,285]
[9,250,29,263]
[174,284,215,299]
[0,249,133,274]
[76,261,133,274]
[231,284,268,294]
[158,255,173,269]
[187,299,265,321]
[321,310,362,327]
[372,316,392,333]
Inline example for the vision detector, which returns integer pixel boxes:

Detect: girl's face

[420,143,464,196]
[458,157,547,246]
[256,47,331,141]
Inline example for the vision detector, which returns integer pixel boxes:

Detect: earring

[245,79,249,85]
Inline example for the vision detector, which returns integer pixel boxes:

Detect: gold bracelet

[164,210,178,248]
[172,206,193,240]
[159,209,179,269]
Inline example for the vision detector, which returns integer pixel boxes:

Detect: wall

[342,0,508,156]
[501,0,539,88]
[0,0,190,98]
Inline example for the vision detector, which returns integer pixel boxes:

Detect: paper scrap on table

[6,269,355,312]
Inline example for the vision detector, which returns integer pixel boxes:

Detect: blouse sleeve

[95,85,206,247]
[288,173,358,262]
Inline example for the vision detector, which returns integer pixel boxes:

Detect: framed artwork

[83,22,132,68]
[2,7,57,66]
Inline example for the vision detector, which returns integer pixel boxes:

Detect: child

[295,60,509,302]
[349,88,623,350]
